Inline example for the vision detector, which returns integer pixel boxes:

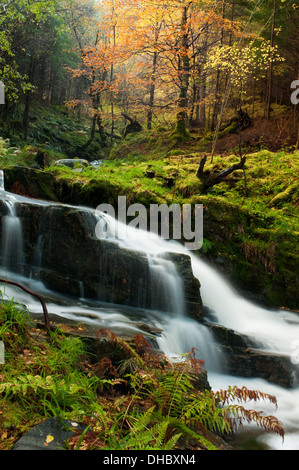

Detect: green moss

[270,183,298,206]
[3,166,59,201]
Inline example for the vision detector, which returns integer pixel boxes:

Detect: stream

[0,178,298,450]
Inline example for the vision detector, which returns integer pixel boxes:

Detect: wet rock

[13,417,83,450]
[166,251,203,321]
[53,159,90,169]
[207,323,295,388]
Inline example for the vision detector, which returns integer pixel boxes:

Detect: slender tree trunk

[266,0,277,121]
[147,50,158,130]
[110,5,116,145]
[23,57,35,141]
[198,24,209,127]
[211,0,225,131]
[211,68,221,131]
[175,5,190,137]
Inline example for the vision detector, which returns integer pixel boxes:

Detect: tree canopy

[0,0,298,148]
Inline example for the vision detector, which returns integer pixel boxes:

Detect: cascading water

[94,210,223,370]
[0,182,298,449]
[0,193,25,274]
[0,170,4,191]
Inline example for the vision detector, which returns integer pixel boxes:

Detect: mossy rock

[3,166,59,201]
[270,183,298,206]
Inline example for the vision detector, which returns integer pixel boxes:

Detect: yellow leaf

[45,435,54,444]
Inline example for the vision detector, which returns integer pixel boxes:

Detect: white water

[0,189,299,449]
[1,193,25,272]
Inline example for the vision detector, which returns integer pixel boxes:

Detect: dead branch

[0,279,50,329]
[196,155,246,190]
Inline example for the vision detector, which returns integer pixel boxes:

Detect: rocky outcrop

[0,197,203,321]
[3,165,298,310]
[165,252,203,321]
[207,323,295,388]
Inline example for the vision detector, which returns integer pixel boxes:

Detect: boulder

[13,417,83,450]
[53,159,90,169]
[166,252,203,321]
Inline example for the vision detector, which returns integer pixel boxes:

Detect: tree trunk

[174,5,190,138]
[266,0,277,121]
[211,0,225,131]
[23,57,35,141]
[196,154,246,190]
[147,50,158,130]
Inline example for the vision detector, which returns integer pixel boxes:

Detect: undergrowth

[0,299,284,450]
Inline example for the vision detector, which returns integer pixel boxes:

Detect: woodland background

[0,0,298,153]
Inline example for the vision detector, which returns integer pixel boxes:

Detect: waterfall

[190,256,299,357]
[0,170,4,191]
[94,211,223,370]
[0,193,25,274]
[0,187,299,449]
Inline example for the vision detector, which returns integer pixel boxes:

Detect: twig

[0,279,50,330]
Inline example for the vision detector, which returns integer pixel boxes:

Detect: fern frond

[99,329,144,367]
[226,404,284,439]
[214,386,278,409]
[168,418,218,450]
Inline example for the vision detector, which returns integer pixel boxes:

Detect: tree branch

[196,155,247,190]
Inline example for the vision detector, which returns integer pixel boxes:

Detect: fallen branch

[196,155,246,190]
[0,279,50,330]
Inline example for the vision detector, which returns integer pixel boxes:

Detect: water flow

[0,170,4,191]
[0,193,25,273]
[95,211,223,370]
[189,255,299,357]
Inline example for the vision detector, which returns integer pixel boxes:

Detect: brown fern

[99,329,144,366]
[134,334,153,355]
[213,385,283,439]
[214,385,278,408]
[225,405,284,439]
[97,357,119,378]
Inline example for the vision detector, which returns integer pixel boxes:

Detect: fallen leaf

[45,435,54,444]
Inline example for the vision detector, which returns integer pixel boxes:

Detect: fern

[0,374,84,397]
[182,390,231,436]
[213,385,284,439]
[116,407,182,450]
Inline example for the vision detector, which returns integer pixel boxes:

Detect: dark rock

[4,199,203,320]
[207,323,295,388]
[166,251,203,321]
[4,166,58,201]
[13,417,83,450]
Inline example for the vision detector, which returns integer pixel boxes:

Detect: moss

[3,166,59,201]
[270,183,298,206]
